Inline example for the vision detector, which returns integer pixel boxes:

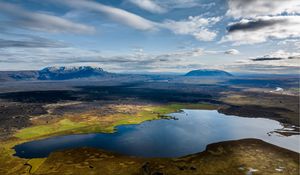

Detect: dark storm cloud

[227,18,284,33]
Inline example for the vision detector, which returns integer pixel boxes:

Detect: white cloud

[128,0,166,14]
[129,0,215,13]
[233,50,300,68]
[227,0,300,18]
[246,59,300,68]
[56,1,220,41]
[221,16,300,45]
[225,49,240,55]
[58,0,157,31]
[153,0,215,10]
[157,0,198,8]
[0,46,227,72]
[278,39,300,49]
[261,50,300,59]
[224,0,300,45]
[0,2,95,34]
[226,49,300,74]
[162,16,220,41]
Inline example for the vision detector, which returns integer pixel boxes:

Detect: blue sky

[0,0,299,73]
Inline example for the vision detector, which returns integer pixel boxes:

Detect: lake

[14,109,300,158]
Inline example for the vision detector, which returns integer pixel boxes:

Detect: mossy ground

[31,139,300,175]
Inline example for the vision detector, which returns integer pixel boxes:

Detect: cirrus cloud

[56,0,221,41]
[162,16,221,41]
[0,2,95,34]
[128,0,166,14]
[57,0,157,31]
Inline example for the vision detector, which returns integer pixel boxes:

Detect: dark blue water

[14,110,300,158]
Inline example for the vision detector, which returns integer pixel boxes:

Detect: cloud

[155,48,204,59]
[227,64,300,74]
[128,0,166,14]
[277,39,300,49]
[251,50,300,61]
[225,49,239,55]
[288,56,300,60]
[227,18,284,32]
[56,1,220,41]
[221,16,300,45]
[230,50,300,73]
[0,2,95,34]
[129,0,215,12]
[229,50,300,73]
[251,57,283,61]
[226,0,300,18]
[155,0,215,10]
[225,50,300,74]
[223,1,300,45]
[0,38,66,48]
[0,43,247,72]
[57,0,157,31]
[162,16,221,41]
[0,46,215,72]
[1,45,297,73]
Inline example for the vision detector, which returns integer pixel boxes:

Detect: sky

[0,0,299,73]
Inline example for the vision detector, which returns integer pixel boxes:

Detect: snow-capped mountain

[38,66,110,80]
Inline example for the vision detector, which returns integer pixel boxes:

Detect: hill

[185,69,233,77]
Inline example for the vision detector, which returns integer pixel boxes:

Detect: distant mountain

[0,66,112,81]
[0,71,38,81]
[185,69,233,77]
[38,66,110,80]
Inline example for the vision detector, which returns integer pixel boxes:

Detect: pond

[14,110,300,158]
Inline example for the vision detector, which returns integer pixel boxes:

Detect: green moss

[15,119,89,139]
[14,103,217,140]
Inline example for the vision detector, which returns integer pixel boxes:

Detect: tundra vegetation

[0,74,299,175]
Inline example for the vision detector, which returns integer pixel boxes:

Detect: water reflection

[14,110,300,158]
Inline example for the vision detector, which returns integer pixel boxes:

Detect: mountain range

[0,66,233,81]
[38,66,109,80]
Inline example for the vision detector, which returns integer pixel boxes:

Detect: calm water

[14,110,300,158]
